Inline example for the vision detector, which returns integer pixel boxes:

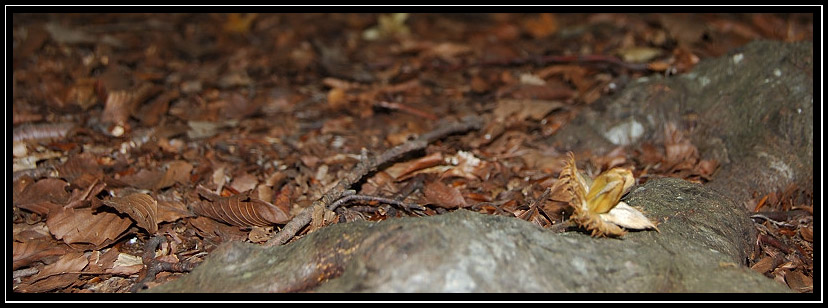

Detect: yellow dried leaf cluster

[556,152,658,237]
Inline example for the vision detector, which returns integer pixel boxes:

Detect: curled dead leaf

[102,193,159,234]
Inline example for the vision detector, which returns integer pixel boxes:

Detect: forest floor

[10,12,814,293]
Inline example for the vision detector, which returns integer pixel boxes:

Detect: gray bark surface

[550,40,813,210]
[148,178,789,293]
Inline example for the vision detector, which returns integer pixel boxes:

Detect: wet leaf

[102,193,159,234]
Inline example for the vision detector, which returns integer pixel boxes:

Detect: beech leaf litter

[10,12,813,293]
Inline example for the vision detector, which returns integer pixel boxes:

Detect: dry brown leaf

[230,172,259,193]
[188,216,248,242]
[520,149,566,174]
[13,222,52,242]
[494,99,567,122]
[784,270,812,292]
[12,239,69,270]
[14,178,71,215]
[119,168,166,191]
[658,13,707,47]
[420,42,472,64]
[327,87,349,110]
[101,83,161,135]
[86,247,120,273]
[137,89,178,126]
[46,207,133,249]
[157,160,193,190]
[248,226,273,243]
[499,83,575,101]
[102,193,159,234]
[18,251,88,293]
[385,152,444,180]
[109,253,144,276]
[193,189,291,227]
[424,180,468,209]
[57,152,102,186]
[750,256,777,274]
[523,13,558,38]
[223,13,258,34]
[30,251,88,282]
[157,199,194,223]
[361,171,399,196]
[799,224,813,242]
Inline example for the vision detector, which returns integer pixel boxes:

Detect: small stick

[476,54,651,72]
[129,236,198,293]
[264,115,483,247]
[376,101,439,121]
[328,191,425,212]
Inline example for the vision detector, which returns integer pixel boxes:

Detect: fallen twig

[376,101,439,121]
[329,190,425,212]
[264,115,484,247]
[475,54,651,72]
[129,236,199,293]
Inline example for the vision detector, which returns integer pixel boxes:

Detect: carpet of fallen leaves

[11,12,813,293]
